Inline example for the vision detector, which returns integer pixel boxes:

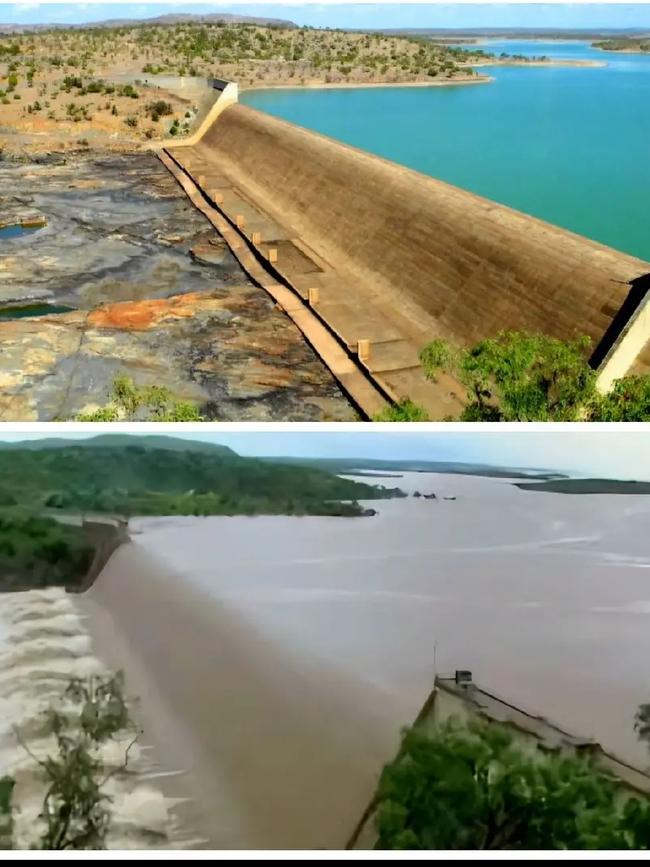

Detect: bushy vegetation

[3,19,555,147]
[420,332,600,421]
[374,718,650,849]
[595,374,650,422]
[374,399,430,422]
[379,331,650,421]
[0,20,492,135]
[594,38,650,53]
[0,436,404,523]
[44,487,375,518]
[126,21,487,83]
[74,374,203,422]
[0,510,93,591]
[146,98,172,122]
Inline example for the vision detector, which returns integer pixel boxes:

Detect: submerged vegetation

[375,331,650,422]
[3,673,136,850]
[374,718,650,849]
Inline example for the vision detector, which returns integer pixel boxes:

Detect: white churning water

[0,587,200,849]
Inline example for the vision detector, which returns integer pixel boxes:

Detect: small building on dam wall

[346,672,650,850]
[163,86,650,416]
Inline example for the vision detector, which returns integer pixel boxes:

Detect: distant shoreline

[594,45,650,55]
[466,58,606,68]
[239,56,604,95]
[240,75,493,93]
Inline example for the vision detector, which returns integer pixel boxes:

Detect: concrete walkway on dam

[162,101,650,417]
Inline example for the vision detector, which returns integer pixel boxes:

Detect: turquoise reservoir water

[241,41,650,262]
[0,224,42,240]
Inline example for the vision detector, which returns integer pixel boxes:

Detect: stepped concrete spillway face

[170,100,650,408]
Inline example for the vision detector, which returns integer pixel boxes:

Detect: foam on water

[0,588,196,850]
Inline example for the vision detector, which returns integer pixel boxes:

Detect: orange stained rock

[87,293,208,331]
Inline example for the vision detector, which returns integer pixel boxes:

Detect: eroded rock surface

[0,152,357,421]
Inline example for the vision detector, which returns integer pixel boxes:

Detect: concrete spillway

[163,93,650,417]
[81,539,405,849]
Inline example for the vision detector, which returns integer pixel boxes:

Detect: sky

[2,3,650,30]
[1,428,649,479]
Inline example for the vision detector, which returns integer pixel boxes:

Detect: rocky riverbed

[0,151,357,421]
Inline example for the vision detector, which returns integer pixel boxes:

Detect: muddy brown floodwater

[80,472,650,849]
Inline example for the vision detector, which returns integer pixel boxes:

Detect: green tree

[375,719,650,850]
[414,331,650,422]
[420,332,597,421]
[597,376,650,422]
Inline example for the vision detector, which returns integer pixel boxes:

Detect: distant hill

[373,27,650,40]
[0,434,237,458]
[0,438,569,481]
[257,456,565,481]
[0,13,295,34]
[515,478,650,495]
[0,438,404,517]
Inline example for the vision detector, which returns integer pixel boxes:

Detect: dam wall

[82,540,407,849]
[0,513,129,593]
[178,103,650,385]
[79,516,130,591]
[151,78,239,147]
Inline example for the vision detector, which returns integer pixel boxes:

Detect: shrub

[74,374,203,422]
[375,718,650,849]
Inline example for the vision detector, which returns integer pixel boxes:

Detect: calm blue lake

[241,40,650,262]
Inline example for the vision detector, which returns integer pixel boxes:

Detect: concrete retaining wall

[79,517,129,592]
